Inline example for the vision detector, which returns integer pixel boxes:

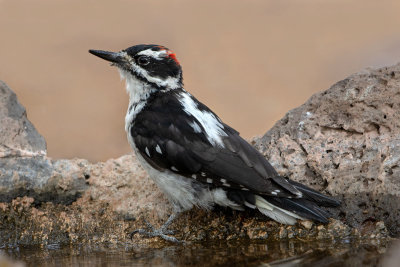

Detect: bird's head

[89,44,182,91]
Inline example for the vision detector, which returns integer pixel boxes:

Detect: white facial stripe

[137,49,168,60]
[128,60,180,90]
[117,51,181,89]
[179,93,227,147]
[138,72,180,89]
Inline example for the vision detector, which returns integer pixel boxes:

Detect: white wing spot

[207,178,213,183]
[220,179,227,183]
[119,52,181,90]
[189,121,202,133]
[192,174,197,179]
[155,144,162,154]
[223,183,230,187]
[145,147,150,157]
[271,191,278,195]
[171,166,178,171]
[241,188,249,191]
[201,172,206,177]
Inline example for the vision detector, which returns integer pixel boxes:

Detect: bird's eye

[137,56,150,66]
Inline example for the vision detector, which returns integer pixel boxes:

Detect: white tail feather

[254,195,274,210]
[244,201,256,209]
[255,195,305,225]
[258,207,297,225]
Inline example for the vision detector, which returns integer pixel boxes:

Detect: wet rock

[0,195,391,246]
[254,63,400,236]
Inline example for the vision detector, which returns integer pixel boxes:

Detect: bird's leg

[130,212,182,243]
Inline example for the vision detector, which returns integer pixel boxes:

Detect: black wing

[131,90,302,198]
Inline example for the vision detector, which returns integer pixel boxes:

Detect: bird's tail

[228,179,340,225]
[259,179,340,224]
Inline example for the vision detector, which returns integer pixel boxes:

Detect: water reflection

[2,239,390,267]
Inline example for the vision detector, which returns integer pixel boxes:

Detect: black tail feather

[226,179,340,224]
[265,196,330,223]
[288,179,341,207]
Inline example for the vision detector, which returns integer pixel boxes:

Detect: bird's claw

[143,219,155,231]
[130,227,181,243]
[129,216,181,243]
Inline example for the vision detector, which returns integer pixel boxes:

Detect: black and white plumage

[89,44,340,241]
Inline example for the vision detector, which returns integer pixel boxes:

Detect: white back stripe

[179,92,227,147]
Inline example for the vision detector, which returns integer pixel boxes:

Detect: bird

[89,44,340,242]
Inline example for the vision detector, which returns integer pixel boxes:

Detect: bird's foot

[130,213,182,243]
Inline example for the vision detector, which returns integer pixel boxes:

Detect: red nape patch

[156,45,180,65]
[166,51,180,65]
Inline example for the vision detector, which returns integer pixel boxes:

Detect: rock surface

[0,81,46,158]
[0,82,88,204]
[254,64,400,236]
[1,63,400,246]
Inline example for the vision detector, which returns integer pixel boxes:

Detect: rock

[1,61,400,247]
[0,157,88,204]
[0,81,46,158]
[254,63,400,236]
[86,154,171,223]
[0,81,89,203]
[0,153,171,246]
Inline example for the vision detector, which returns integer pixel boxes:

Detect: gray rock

[0,81,46,157]
[254,63,400,236]
[0,157,89,204]
[0,80,87,203]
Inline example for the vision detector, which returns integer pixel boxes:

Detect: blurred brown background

[0,0,399,162]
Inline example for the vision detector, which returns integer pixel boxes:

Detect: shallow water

[2,239,391,267]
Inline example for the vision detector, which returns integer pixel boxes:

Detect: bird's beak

[89,49,124,64]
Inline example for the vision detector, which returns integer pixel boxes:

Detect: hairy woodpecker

[89,44,340,242]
